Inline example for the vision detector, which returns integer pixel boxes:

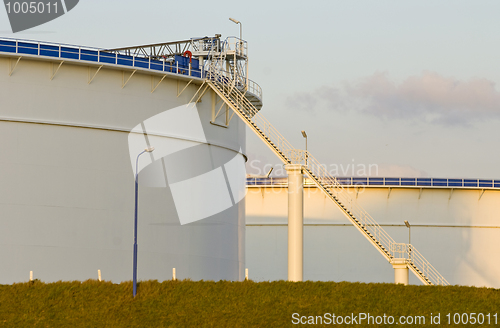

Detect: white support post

[30,271,33,282]
[98,269,102,282]
[245,268,248,281]
[285,164,304,282]
[172,268,176,281]
[392,259,409,285]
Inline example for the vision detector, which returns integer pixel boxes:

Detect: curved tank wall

[246,182,500,287]
[0,51,246,283]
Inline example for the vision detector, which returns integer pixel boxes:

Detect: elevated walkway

[247,176,500,189]
[0,36,263,110]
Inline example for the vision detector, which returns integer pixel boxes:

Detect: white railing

[207,67,262,102]
[246,79,263,102]
[207,62,449,286]
[222,36,248,58]
[408,245,450,285]
[207,68,288,151]
[303,152,398,255]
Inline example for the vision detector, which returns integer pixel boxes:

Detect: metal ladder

[202,58,449,286]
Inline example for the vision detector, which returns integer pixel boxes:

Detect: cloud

[286,71,500,125]
[375,164,428,178]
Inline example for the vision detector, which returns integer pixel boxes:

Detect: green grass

[0,280,499,327]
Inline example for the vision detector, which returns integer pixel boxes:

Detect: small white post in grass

[173,268,176,281]
[245,268,248,281]
[98,269,102,282]
[30,271,33,281]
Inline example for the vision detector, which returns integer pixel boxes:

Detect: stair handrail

[206,63,450,286]
[408,245,450,285]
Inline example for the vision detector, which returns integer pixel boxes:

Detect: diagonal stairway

[202,43,449,286]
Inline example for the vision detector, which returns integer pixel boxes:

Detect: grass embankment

[0,280,499,327]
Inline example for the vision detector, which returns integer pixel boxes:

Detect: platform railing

[0,37,206,78]
[246,176,500,189]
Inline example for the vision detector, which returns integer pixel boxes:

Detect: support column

[285,164,304,282]
[392,259,409,285]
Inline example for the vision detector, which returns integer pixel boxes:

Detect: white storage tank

[0,36,256,283]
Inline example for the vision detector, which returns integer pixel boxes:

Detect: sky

[1,0,499,179]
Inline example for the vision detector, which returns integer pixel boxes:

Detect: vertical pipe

[98,269,102,282]
[245,268,248,281]
[392,259,409,285]
[30,271,33,281]
[173,268,176,281]
[285,164,304,282]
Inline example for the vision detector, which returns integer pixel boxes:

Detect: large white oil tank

[246,177,500,287]
[0,36,253,283]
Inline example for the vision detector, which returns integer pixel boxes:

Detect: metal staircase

[201,39,449,286]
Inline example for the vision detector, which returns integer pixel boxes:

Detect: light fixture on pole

[229,17,242,40]
[301,130,308,166]
[404,220,411,260]
[133,146,155,297]
[229,17,242,54]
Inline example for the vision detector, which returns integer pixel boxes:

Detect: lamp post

[229,17,242,41]
[133,146,155,297]
[301,130,308,166]
[229,17,242,54]
[404,220,411,260]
